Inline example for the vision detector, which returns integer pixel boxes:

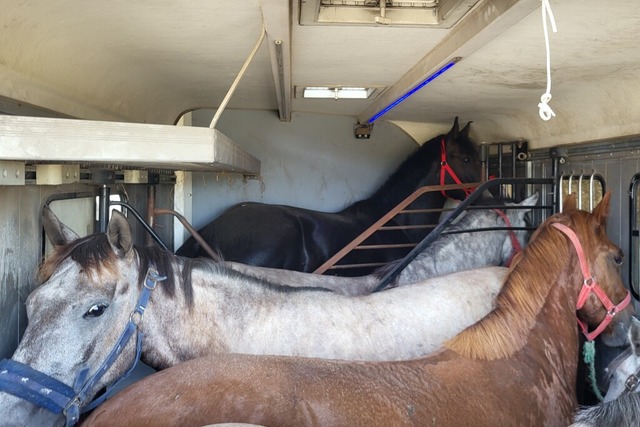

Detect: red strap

[493,209,522,267]
[440,138,473,199]
[551,222,631,341]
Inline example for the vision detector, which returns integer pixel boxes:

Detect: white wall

[187,110,419,230]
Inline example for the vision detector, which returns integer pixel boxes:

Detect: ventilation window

[558,173,604,212]
[300,0,480,28]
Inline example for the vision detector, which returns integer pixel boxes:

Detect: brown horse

[83,192,634,427]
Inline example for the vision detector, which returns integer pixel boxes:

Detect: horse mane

[372,197,513,279]
[37,235,330,310]
[572,392,640,426]
[445,211,581,360]
[38,234,190,305]
[345,135,443,215]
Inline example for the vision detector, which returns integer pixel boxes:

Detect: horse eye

[614,253,624,266]
[463,157,470,163]
[83,303,108,319]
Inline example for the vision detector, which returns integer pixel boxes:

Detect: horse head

[601,316,640,402]
[0,207,153,426]
[558,192,634,347]
[437,117,482,200]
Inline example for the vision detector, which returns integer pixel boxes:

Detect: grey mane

[572,392,640,426]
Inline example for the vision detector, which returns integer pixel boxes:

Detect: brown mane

[445,210,587,360]
[36,234,205,308]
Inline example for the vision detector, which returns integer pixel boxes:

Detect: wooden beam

[0,116,260,175]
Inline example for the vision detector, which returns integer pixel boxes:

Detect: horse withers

[176,117,481,275]
[225,193,539,295]
[0,207,507,426]
[82,192,635,427]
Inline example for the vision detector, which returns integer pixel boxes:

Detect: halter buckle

[583,277,595,288]
[129,307,145,325]
[625,374,640,392]
[62,396,81,423]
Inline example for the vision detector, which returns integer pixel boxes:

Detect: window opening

[629,173,640,298]
[558,173,604,212]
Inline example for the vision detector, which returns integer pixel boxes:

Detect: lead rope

[582,340,604,401]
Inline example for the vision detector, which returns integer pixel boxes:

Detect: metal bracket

[354,123,373,139]
[0,161,25,186]
[515,140,530,161]
[549,147,569,164]
[35,164,79,185]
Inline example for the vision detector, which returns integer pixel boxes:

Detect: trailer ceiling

[1,0,639,149]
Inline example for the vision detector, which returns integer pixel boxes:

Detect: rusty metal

[153,208,222,262]
[313,182,481,274]
[146,185,156,247]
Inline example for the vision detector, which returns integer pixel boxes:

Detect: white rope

[538,0,558,121]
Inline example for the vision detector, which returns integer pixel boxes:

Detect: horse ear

[459,121,472,140]
[42,205,80,247]
[448,117,460,140]
[591,191,611,227]
[521,192,539,208]
[562,194,577,213]
[629,316,640,357]
[107,211,134,258]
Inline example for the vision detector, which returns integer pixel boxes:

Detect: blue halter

[0,269,165,426]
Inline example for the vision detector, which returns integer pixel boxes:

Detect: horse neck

[446,225,581,364]
[140,264,298,369]
[345,137,444,217]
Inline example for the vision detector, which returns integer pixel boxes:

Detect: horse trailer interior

[1,0,640,425]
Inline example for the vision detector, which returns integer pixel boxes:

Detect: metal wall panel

[0,182,172,359]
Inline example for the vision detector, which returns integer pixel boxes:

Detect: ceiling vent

[299,0,479,28]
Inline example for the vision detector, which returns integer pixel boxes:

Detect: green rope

[583,340,604,401]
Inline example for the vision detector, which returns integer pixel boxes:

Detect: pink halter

[552,222,631,341]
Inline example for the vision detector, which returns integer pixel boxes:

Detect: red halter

[552,222,631,341]
[440,137,474,199]
[493,209,522,267]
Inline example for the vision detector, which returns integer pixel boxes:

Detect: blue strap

[0,270,165,426]
[81,329,144,413]
[0,359,75,414]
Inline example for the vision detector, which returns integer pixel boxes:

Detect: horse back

[177,202,371,272]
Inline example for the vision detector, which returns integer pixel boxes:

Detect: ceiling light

[301,86,376,100]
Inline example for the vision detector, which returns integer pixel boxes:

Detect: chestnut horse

[83,192,634,427]
[176,117,481,276]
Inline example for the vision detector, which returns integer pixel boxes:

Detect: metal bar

[109,201,168,250]
[589,172,595,211]
[578,173,584,210]
[374,177,554,291]
[146,185,156,247]
[209,25,266,129]
[154,208,222,262]
[97,185,111,233]
[313,182,481,274]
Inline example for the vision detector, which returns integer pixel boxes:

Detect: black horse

[176,118,481,275]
